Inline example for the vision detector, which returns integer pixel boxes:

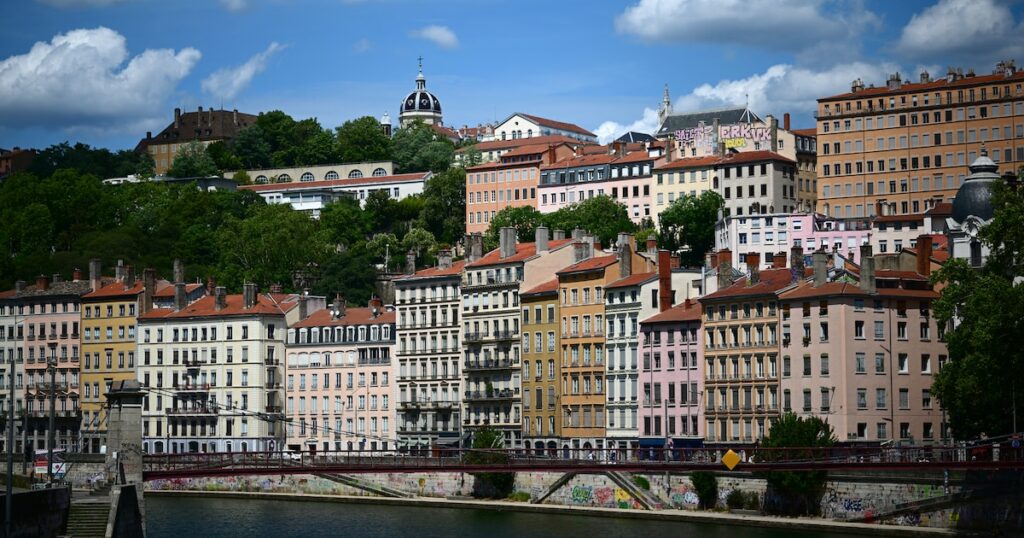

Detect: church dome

[402,89,441,113]
[951,147,1002,223]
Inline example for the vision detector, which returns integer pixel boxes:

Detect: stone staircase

[314,472,414,498]
[605,471,663,510]
[65,500,110,538]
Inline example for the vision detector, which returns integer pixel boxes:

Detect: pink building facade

[286,300,396,452]
[638,299,704,448]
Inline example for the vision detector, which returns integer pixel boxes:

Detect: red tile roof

[83,279,173,299]
[519,113,596,138]
[614,150,656,165]
[778,281,867,300]
[541,153,616,170]
[700,268,794,301]
[873,213,925,223]
[139,293,296,319]
[717,150,795,165]
[239,172,429,192]
[641,299,702,324]
[395,260,467,280]
[925,202,953,216]
[455,135,586,154]
[500,143,562,159]
[875,270,929,281]
[556,255,618,276]
[290,307,394,328]
[605,272,656,289]
[790,128,817,137]
[655,156,719,171]
[466,239,574,268]
[153,283,204,298]
[819,69,1024,102]
[522,278,559,296]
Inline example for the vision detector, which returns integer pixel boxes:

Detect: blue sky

[1,0,1022,150]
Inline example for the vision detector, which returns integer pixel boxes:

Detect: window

[898,353,908,373]
[875,353,885,373]
[876,388,887,409]
[855,353,865,374]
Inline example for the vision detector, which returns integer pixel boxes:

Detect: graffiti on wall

[571,485,593,504]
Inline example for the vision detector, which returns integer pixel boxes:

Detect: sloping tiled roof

[240,172,429,192]
[556,255,618,276]
[12,280,94,299]
[790,128,817,137]
[873,213,925,223]
[84,279,173,299]
[605,272,656,289]
[641,299,702,324]
[395,260,467,280]
[819,69,1024,102]
[501,143,561,159]
[153,283,204,298]
[519,113,596,138]
[466,239,574,268]
[541,153,616,170]
[700,268,794,301]
[656,156,719,171]
[925,202,953,216]
[656,107,756,137]
[290,307,395,328]
[456,135,587,154]
[778,281,867,300]
[139,293,296,320]
[717,150,795,165]
[615,131,656,143]
[136,108,258,152]
[522,278,559,296]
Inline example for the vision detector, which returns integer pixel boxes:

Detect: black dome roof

[402,90,441,113]
[951,150,1001,223]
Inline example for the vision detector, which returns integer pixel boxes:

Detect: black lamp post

[46,342,57,485]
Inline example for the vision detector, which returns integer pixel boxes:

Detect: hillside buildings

[239,171,431,218]
[136,107,258,176]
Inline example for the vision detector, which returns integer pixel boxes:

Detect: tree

[658,190,724,266]
[418,167,466,245]
[319,197,369,249]
[463,426,514,498]
[167,141,218,178]
[335,116,393,163]
[231,125,272,169]
[205,141,243,172]
[690,471,718,510]
[314,247,377,306]
[757,413,835,516]
[543,195,635,248]
[401,227,436,260]
[932,178,1024,440]
[392,120,455,173]
[365,233,400,270]
[484,205,546,252]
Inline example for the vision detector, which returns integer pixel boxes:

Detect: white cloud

[36,0,127,6]
[219,0,247,12]
[615,0,879,59]
[896,0,1024,64]
[352,38,371,53]
[410,25,458,49]
[0,27,199,131]
[201,42,284,101]
[594,107,661,144]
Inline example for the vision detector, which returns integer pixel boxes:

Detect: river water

[146,496,862,538]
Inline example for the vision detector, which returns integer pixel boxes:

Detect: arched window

[277,174,292,183]
[300,172,315,182]
[325,171,339,180]
[527,129,533,138]
[372,168,387,177]
[970,240,982,267]
[255,175,269,184]
[348,170,364,178]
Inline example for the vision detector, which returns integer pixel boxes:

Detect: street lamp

[46,342,57,485]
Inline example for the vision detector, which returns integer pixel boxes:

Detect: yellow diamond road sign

[722,449,741,470]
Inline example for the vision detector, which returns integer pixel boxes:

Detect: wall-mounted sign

[675,122,772,150]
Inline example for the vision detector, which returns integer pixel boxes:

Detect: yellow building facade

[520,279,561,453]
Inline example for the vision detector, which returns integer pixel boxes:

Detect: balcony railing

[174,383,211,392]
[265,382,282,390]
[166,407,218,416]
[265,405,284,414]
[464,359,516,371]
[464,389,518,401]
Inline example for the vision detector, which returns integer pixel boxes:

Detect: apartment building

[538,149,658,224]
[0,291,26,456]
[699,257,791,444]
[716,151,803,217]
[285,297,395,452]
[520,279,561,453]
[715,211,873,267]
[138,284,315,454]
[652,156,717,225]
[394,250,466,450]
[815,61,1024,217]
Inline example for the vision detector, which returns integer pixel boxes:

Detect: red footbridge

[141,444,1024,481]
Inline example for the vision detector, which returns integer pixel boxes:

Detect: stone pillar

[104,379,147,535]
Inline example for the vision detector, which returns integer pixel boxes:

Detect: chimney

[666,138,675,163]
[784,113,791,131]
[718,249,732,268]
[233,109,238,125]
[670,254,680,269]
[405,250,416,274]
[52,273,63,284]
[859,245,875,294]
[709,252,719,269]
[747,252,761,284]
[545,144,557,164]
[717,261,733,291]
[916,235,933,277]
[772,252,787,269]
[790,246,805,282]
[14,281,26,293]
[332,294,346,320]
[36,275,49,291]
[437,248,453,270]
[535,226,549,253]
[146,131,152,140]
[214,286,227,311]
[572,227,584,240]
[658,250,672,312]
[269,283,283,294]
[369,296,383,317]
[115,259,125,281]
[72,268,83,282]
[173,259,184,284]
[124,265,136,288]
[243,282,257,309]
[573,240,591,264]
[298,290,309,320]
[645,233,657,256]
[198,106,203,117]
[89,258,103,292]
[174,107,181,128]
[812,250,828,287]
[499,227,517,259]
[174,282,186,311]
[617,233,633,278]
[142,268,156,313]
[465,233,484,263]
[553,229,566,241]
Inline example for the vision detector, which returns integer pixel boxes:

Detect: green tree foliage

[28,142,153,179]
[167,141,219,178]
[313,247,377,306]
[544,195,636,248]
[205,141,243,173]
[757,413,835,516]
[657,190,724,266]
[231,125,273,169]
[932,179,1024,440]
[319,197,370,249]
[365,233,400,270]
[392,120,455,173]
[483,205,546,252]
[463,426,514,498]
[401,227,436,259]
[335,116,393,163]
[418,168,466,246]
[690,471,718,509]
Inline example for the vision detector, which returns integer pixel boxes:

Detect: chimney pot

[298,290,309,320]
[173,259,184,284]
[553,229,566,241]
[812,250,828,287]
[214,286,227,311]
[746,252,761,284]
[658,250,672,312]
[124,265,136,288]
[645,234,658,255]
[89,258,103,292]
[332,294,346,320]
[142,268,156,313]
[535,226,549,253]
[916,235,934,277]
[36,275,49,291]
[405,250,417,274]
[15,280,26,293]
[174,282,187,311]
[73,268,83,282]
[437,248,453,270]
